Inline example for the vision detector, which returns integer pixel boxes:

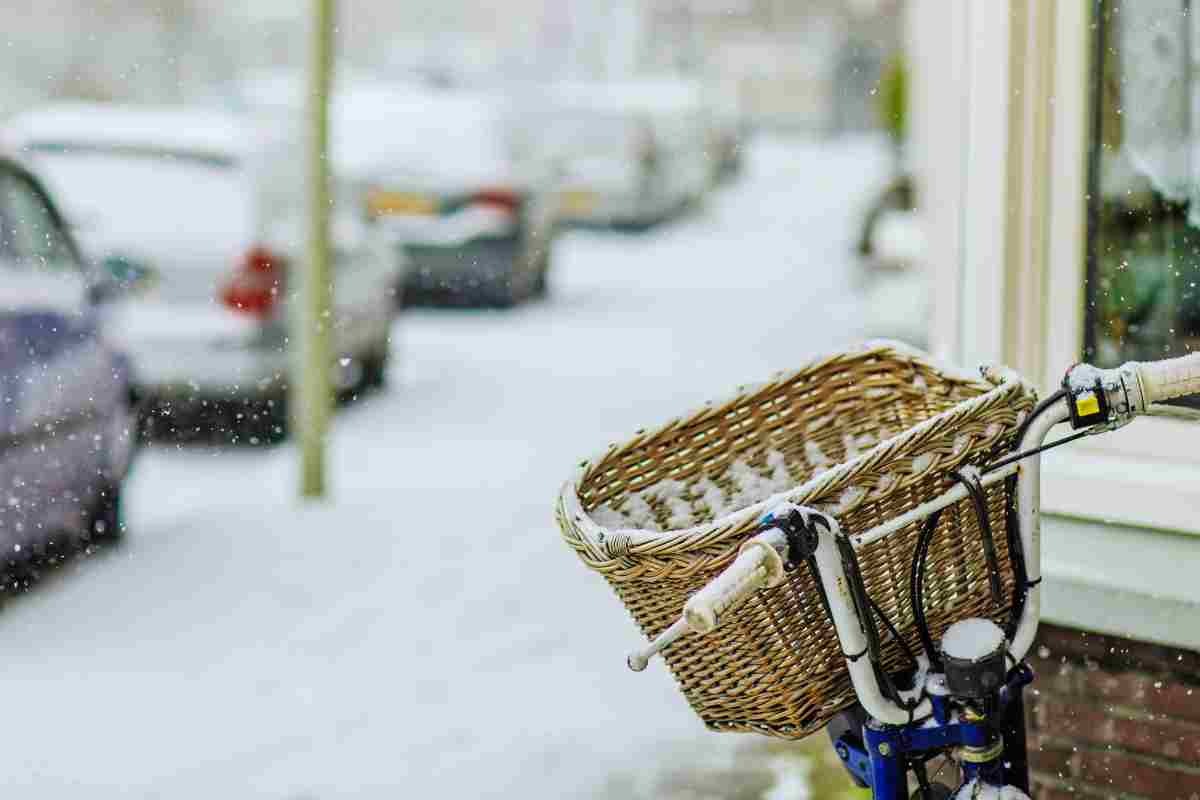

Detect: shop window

[1086,0,1200,379]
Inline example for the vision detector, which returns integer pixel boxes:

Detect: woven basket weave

[556,342,1037,739]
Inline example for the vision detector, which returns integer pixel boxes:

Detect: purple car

[0,156,137,564]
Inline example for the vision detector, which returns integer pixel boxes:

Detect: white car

[539,79,713,229]
[705,80,746,182]
[1,103,400,442]
[223,74,559,307]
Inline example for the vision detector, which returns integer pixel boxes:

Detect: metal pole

[297,0,334,498]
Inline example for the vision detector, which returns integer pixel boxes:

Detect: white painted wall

[909,0,1011,365]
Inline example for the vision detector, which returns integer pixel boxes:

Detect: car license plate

[560,189,597,215]
[367,189,437,217]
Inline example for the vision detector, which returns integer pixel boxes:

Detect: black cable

[804,555,834,623]
[910,508,943,669]
[1012,388,1067,446]
[837,537,883,658]
[868,595,918,668]
[990,388,1067,637]
[838,535,908,706]
[785,513,920,702]
[983,387,1068,474]
[1002,473,1028,640]
[984,429,1090,473]
[951,468,1003,606]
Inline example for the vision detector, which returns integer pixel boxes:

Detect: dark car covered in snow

[0,157,137,563]
[361,91,560,307]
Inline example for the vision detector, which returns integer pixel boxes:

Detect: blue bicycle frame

[830,663,1033,799]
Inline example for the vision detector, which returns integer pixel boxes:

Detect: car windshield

[24,144,251,267]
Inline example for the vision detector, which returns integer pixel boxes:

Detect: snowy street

[0,136,891,798]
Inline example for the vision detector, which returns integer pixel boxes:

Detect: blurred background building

[3,0,901,133]
[642,0,901,130]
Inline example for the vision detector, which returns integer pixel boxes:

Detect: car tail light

[470,187,521,215]
[219,245,286,317]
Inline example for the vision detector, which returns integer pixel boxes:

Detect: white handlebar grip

[627,618,688,672]
[1135,352,1200,404]
[625,528,788,672]
[682,548,771,635]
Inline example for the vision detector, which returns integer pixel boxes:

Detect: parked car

[219,73,557,308]
[0,156,137,561]
[1,104,400,442]
[540,79,712,229]
[705,81,745,182]
[363,92,560,307]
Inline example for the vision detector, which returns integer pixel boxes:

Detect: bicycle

[558,345,1200,800]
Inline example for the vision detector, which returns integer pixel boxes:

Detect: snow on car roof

[2,102,253,161]
[223,68,406,111]
[348,95,514,184]
[219,72,511,176]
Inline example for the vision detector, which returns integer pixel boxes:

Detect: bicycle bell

[940,617,1007,699]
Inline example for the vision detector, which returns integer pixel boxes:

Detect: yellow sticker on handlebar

[1075,393,1100,416]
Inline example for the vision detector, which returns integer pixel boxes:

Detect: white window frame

[1036,0,1200,537]
[911,0,1200,648]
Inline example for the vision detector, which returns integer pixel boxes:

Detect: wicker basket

[556,342,1037,739]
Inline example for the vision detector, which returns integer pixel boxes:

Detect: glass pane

[1,174,76,270]
[1086,0,1200,372]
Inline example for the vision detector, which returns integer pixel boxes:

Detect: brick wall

[1027,623,1200,799]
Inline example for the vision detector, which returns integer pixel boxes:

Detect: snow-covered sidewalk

[0,135,891,798]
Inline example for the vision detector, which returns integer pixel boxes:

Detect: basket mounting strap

[762,505,825,566]
[758,507,835,622]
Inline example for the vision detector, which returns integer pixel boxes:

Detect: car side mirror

[87,254,154,304]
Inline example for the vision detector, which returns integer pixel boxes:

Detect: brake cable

[951,467,1003,606]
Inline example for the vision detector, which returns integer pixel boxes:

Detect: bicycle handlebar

[627,351,1200,692]
[626,527,788,671]
[1133,351,1200,405]
[684,543,775,633]
[1065,352,1200,431]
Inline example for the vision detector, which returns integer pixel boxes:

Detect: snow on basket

[555,342,1037,739]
